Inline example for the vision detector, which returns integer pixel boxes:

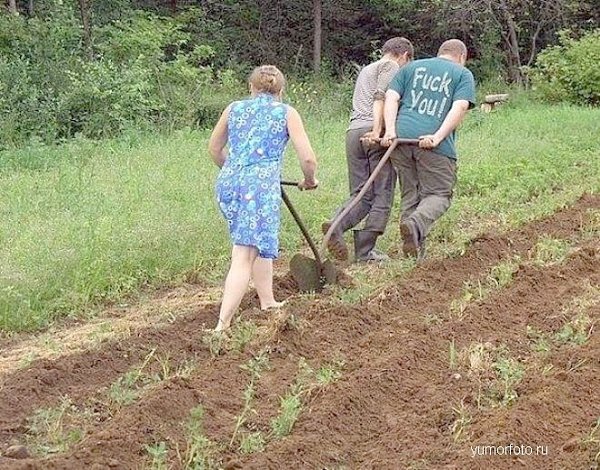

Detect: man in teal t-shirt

[382,39,475,259]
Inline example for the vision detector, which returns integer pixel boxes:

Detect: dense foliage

[0,0,597,146]
[0,5,242,146]
[531,29,600,106]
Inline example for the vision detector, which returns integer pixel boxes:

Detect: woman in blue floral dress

[208,65,318,331]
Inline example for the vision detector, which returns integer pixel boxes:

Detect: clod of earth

[4,445,31,460]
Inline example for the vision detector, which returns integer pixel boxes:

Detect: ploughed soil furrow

[0,276,300,448]
[264,194,599,368]
[0,304,218,445]
[0,194,597,468]
[237,241,599,469]
[452,317,600,470]
[5,355,249,470]
[441,242,600,352]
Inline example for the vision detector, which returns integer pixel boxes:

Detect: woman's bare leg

[215,245,258,331]
[252,256,285,310]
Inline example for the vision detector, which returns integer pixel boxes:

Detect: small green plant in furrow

[180,405,220,470]
[449,257,520,320]
[271,394,303,439]
[230,320,258,353]
[493,353,525,407]
[581,418,600,463]
[270,358,344,439]
[26,397,86,456]
[532,236,570,266]
[554,313,593,346]
[108,348,157,408]
[144,441,169,470]
[450,401,472,442]
[108,349,196,410]
[526,326,551,354]
[230,353,269,450]
[239,431,265,455]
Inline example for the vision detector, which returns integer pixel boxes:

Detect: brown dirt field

[0,194,598,470]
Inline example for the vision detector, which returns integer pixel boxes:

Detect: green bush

[531,29,600,106]
[0,7,244,147]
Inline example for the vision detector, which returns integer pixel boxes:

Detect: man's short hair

[437,39,468,58]
[382,37,414,59]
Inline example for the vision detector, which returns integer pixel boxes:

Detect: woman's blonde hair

[249,65,285,95]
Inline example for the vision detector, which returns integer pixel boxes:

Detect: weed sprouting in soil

[230,320,258,352]
[152,352,195,381]
[449,257,520,319]
[179,405,220,470]
[108,371,141,408]
[488,257,520,288]
[144,441,169,470]
[26,397,86,456]
[271,394,303,439]
[230,353,270,449]
[531,236,571,265]
[201,320,259,358]
[335,259,415,305]
[449,339,458,370]
[39,333,62,353]
[450,401,472,442]
[457,342,525,408]
[18,350,38,370]
[525,282,599,353]
[556,282,600,347]
[202,330,227,357]
[239,431,266,454]
[108,348,157,408]
[581,208,600,239]
[493,353,525,407]
[581,418,600,463]
[155,353,174,380]
[424,313,444,326]
[336,283,375,305]
[316,359,345,386]
[449,280,481,319]
[88,321,115,345]
[283,312,308,332]
[270,357,344,438]
[554,313,593,346]
[526,326,552,354]
[106,348,196,410]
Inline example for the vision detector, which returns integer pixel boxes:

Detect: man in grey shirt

[323,37,414,262]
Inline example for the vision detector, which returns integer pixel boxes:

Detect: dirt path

[0,194,598,469]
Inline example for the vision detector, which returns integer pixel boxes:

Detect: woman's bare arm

[287,106,318,189]
[208,104,231,168]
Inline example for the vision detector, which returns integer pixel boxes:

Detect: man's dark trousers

[391,145,457,243]
[334,126,396,234]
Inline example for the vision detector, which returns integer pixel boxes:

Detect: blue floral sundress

[216,93,289,259]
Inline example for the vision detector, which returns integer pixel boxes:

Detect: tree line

[4,0,599,81]
[1,0,597,147]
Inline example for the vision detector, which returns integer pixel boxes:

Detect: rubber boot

[353,230,389,262]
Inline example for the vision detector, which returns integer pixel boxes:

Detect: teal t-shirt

[388,57,476,159]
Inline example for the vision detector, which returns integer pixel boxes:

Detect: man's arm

[364,61,399,140]
[363,98,385,140]
[418,99,470,149]
[381,89,400,146]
